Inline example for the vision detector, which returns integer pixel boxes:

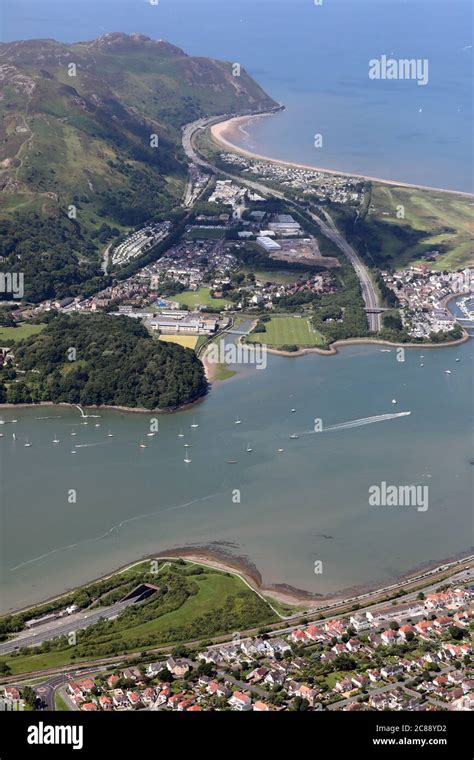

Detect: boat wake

[75,442,112,448]
[302,411,411,435]
[75,404,101,419]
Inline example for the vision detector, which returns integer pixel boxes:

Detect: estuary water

[1,339,472,612]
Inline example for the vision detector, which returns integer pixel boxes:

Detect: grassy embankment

[0,561,276,675]
[54,692,71,711]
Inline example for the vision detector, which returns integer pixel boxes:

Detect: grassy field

[1,563,275,675]
[0,324,45,342]
[178,287,232,309]
[188,227,226,240]
[159,334,199,349]
[240,267,300,285]
[247,316,326,348]
[368,184,474,270]
[54,692,71,711]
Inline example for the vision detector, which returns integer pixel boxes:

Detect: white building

[256,236,281,253]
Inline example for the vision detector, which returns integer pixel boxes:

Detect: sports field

[178,287,232,309]
[247,316,325,347]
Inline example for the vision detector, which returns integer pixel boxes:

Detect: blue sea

[2,0,472,191]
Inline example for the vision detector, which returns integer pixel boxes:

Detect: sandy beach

[211,115,474,199]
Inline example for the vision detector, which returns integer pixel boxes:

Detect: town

[381,267,473,338]
[1,565,472,714]
[219,153,365,204]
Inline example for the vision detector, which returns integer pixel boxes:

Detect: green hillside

[0,33,277,301]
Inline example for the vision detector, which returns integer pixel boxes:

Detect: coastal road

[307,207,381,331]
[1,561,470,685]
[0,599,136,656]
[182,116,382,332]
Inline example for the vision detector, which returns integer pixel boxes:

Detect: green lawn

[247,316,325,348]
[178,287,232,309]
[0,324,45,342]
[325,670,354,689]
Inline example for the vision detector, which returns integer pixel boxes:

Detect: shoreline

[0,395,208,415]
[260,332,471,358]
[210,115,474,198]
[3,544,473,617]
[1,330,469,413]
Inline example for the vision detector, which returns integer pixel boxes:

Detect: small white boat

[235,418,242,425]
[420,363,424,367]
[53,436,60,444]
[277,448,285,453]
[107,431,114,437]
[139,441,147,449]
[178,429,184,437]
[95,423,101,427]
[392,399,397,404]
[71,450,77,455]
[184,449,192,463]
[184,443,191,448]
[0,433,3,438]
[455,358,461,362]
[146,432,156,437]
[380,349,391,353]
[12,433,16,441]
[445,370,452,375]
[24,438,32,448]
[190,418,199,428]
[289,433,299,440]
[71,430,77,436]
[291,409,296,413]
[246,444,253,452]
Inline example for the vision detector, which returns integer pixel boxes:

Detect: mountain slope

[0,33,277,302]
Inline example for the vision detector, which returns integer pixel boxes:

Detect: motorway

[310,209,381,331]
[182,116,382,332]
[0,599,135,656]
